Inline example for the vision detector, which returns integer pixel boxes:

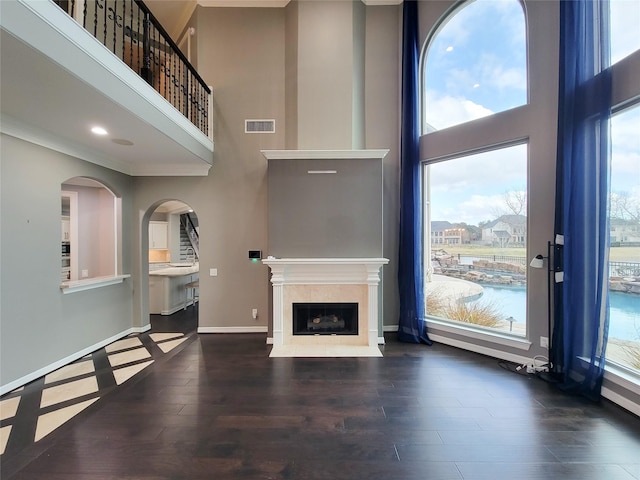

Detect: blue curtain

[551,0,612,401]
[398,0,431,345]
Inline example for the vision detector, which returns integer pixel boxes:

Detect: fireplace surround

[262,258,388,357]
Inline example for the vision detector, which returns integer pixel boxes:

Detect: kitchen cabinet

[149,221,168,249]
[149,266,199,315]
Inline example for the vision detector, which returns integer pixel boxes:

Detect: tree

[610,191,640,224]
[491,187,527,218]
[503,189,527,216]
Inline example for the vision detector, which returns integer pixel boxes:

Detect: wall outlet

[210,268,218,277]
[81,269,89,278]
[252,308,258,319]
[540,336,549,348]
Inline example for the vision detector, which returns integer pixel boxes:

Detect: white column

[270,267,285,346]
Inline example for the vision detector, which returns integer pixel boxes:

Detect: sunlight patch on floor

[113,360,154,385]
[35,398,99,442]
[40,376,99,408]
[108,347,152,367]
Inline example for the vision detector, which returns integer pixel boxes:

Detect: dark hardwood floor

[2,308,640,479]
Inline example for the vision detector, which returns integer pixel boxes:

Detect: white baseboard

[0,326,142,396]
[602,386,640,417]
[198,326,267,334]
[132,323,152,333]
[428,333,532,366]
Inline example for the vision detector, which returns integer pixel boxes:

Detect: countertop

[149,263,199,277]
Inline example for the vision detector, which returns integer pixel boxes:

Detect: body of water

[469,285,640,341]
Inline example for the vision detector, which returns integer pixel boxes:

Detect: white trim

[198,326,268,334]
[262,258,389,285]
[427,333,533,366]
[0,326,142,396]
[602,386,640,418]
[362,0,403,4]
[604,364,640,397]
[157,300,197,316]
[378,336,386,345]
[266,337,274,344]
[263,258,388,349]
[61,274,130,294]
[426,319,532,351]
[198,0,291,7]
[132,324,152,334]
[261,149,389,160]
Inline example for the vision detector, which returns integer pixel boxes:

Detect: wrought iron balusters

[52,0,211,136]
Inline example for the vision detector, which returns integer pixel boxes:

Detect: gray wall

[267,158,383,258]
[132,6,286,331]
[0,134,134,387]
[135,4,401,329]
[132,3,403,333]
[364,5,401,330]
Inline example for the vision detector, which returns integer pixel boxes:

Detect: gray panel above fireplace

[266,154,383,258]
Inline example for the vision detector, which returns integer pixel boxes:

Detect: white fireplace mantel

[263,258,388,356]
[261,149,389,161]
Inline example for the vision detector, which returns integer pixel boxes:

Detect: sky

[423,0,640,227]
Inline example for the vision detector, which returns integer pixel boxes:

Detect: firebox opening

[292,302,358,335]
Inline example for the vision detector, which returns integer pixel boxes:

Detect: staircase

[179,213,199,262]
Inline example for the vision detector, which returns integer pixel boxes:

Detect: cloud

[611,106,640,191]
[431,193,506,225]
[427,144,528,225]
[424,92,494,131]
[478,53,527,92]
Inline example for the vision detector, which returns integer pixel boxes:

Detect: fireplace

[262,258,388,356]
[293,302,358,336]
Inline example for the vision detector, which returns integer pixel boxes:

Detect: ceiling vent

[245,119,275,133]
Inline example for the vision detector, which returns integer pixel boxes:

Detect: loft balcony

[0,0,214,176]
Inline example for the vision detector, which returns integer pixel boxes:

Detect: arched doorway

[145,200,199,334]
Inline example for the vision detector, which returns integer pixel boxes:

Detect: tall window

[422,0,529,337]
[425,144,528,335]
[604,0,640,378]
[607,106,640,373]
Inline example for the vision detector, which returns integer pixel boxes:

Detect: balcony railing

[53,0,211,137]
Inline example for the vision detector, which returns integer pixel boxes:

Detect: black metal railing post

[140,11,153,85]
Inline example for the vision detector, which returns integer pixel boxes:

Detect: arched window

[423,0,527,133]
[421,0,531,339]
[61,177,121,284]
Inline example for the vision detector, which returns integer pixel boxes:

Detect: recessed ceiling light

[111,138,134,146]
[473,83,480,88]
[446,46,454,52]
[91,126,108,135]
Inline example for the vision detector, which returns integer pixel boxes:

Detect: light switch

[210,268,218,277]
